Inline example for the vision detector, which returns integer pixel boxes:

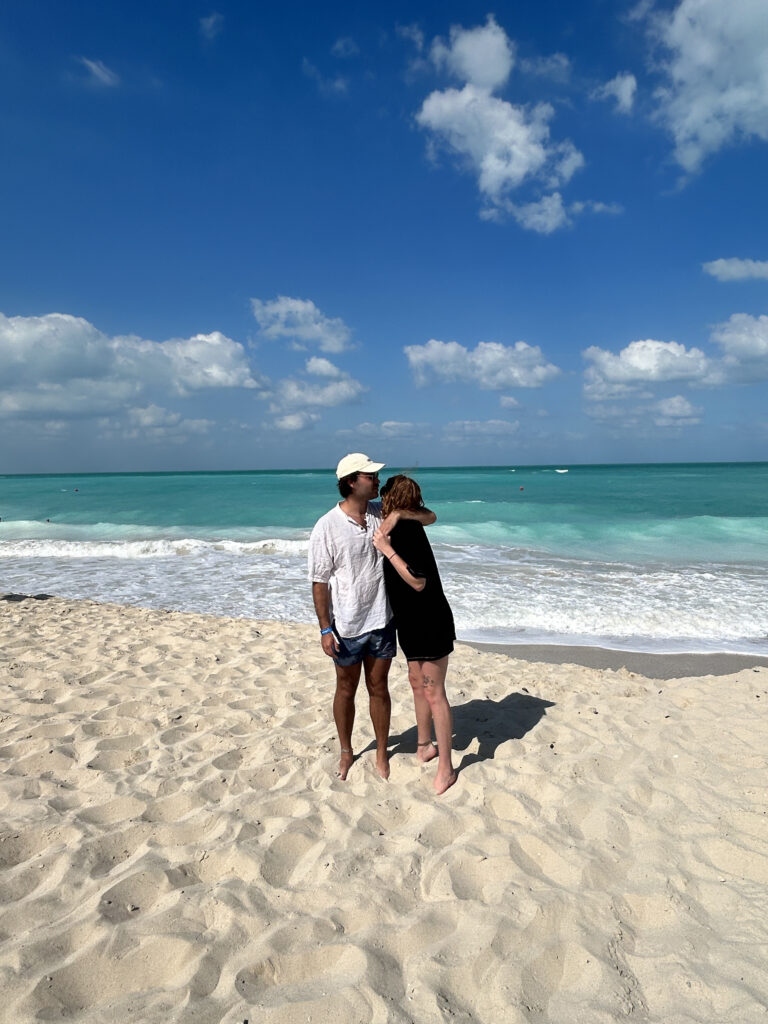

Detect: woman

[373,475,457,795]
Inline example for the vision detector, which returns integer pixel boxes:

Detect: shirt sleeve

[307,520,333,583]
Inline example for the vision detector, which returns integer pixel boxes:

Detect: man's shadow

[385,691,555,774]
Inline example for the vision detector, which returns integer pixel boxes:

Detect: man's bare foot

[434,769,457,795]
[417,740,438,764]
[376,752,390,780]
[338,748,354,780]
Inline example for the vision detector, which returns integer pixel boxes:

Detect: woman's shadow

[387,690,555,774]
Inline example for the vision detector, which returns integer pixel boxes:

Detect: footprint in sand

[235,943,367,1008]
[261,829,323,889]
[98,868,169,923]
[30,937,198,1017]
[76,795,145,826]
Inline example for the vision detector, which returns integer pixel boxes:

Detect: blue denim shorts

[333,619,396,667]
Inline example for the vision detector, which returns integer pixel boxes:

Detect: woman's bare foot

[417,740,438,764]
[338,748,354,780]
[376,750,390,780]
[434,769,457,795]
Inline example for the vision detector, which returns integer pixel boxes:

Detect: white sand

[1,595,767,1023]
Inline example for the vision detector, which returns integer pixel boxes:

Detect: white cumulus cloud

[125,405,214,442]
[0,311,262,419]
[711,313,768,380]
[417,86,584,225]
[265,350,366,431]
[305,356,343,377]
[415,17,597,230]
[405,338,560,389]
[274,376,366,408]
[703,258,768,281]
[274,411,321,431]
[583,338,710,398]
[652,394,701,426]
[650,0,768,172]
[251,296,353,353]
[586,395,702,429]
[505,192,569,234]
[430,15,514,91]
[593,72,637,114]
[519,53,571,81]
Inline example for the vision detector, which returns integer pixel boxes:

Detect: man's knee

[363,658,391,695]
[335,664,361,698]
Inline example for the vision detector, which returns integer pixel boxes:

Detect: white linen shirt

[308,500,391,638]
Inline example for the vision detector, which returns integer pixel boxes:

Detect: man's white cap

[336,452,385,479]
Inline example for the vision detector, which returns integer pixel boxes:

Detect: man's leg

[362,654,392,780]
[334,662,362,780]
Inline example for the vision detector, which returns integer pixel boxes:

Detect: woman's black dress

[383,520,455,661]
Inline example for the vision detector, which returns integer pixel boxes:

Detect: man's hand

[321,630,339,658]
[312,582,338,658]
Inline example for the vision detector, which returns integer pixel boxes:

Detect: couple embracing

[308,453,457,795]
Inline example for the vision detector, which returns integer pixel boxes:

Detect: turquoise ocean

[2,463,767,654]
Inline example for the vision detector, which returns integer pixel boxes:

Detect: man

[308,453,436,780]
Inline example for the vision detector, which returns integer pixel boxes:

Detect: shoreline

[462,640,768,679]
[5,591,767,679]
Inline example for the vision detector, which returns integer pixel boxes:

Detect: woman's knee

[407,664,424,689]
[422,679,446,708]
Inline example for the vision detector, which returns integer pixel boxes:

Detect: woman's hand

[378,510,401,537]
[373,526,394,558]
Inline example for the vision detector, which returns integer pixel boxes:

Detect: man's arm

[379,505,436,537]
[312,581,338,658]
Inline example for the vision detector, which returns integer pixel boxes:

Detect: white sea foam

[0,536,310,559]
[2,539,767,654]
[3,464,768,654]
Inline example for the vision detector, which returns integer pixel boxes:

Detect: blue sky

[2,0,768,472]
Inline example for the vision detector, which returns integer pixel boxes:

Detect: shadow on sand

[383,690,555,774]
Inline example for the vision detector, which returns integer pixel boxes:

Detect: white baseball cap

[335,452,386,479]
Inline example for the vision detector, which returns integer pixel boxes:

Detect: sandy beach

[1,594,767,1024]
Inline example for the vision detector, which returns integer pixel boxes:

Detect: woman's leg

[418,656,456,794]
[408,660,437,763]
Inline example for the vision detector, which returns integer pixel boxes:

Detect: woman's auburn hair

[381,474,424,517]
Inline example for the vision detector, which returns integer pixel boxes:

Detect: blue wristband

[320,627,334,636]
